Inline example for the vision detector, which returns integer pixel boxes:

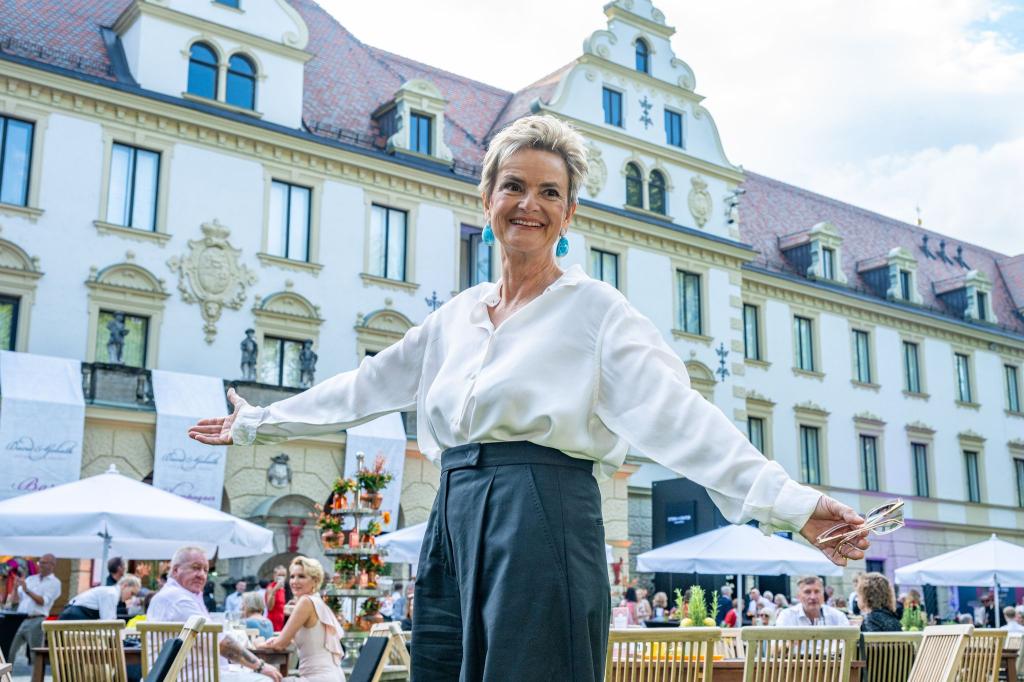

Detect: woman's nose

[517,190,540,211]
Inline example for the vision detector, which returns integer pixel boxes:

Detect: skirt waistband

[441,441,593,473]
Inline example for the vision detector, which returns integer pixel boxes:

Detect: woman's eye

[502,181,521,191]
[545,189,561,198]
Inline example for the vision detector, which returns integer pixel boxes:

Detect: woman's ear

[563,201,578,228]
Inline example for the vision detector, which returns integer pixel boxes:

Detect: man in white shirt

[775,576,850,627]
[147,546,281,681]
[1001,606,1024,632]
[224,580,247,617]
[9,554,61,665]
[745,588,775,619]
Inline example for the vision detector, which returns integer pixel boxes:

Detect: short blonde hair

[479,115,589,208]
[857,572,895,612]
[289,556,324,590]
[241,591,266,616]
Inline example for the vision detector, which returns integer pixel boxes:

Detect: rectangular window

[259,336,303,388]
[977,291,988,321]
[900,270,912,300]
[955,353,972,403]
[107,143,160,231]
[602,88,623,127]
[1007,365,1021,413]
[591,249,618,289]
[747,417,765,453]
[459,225,492,290]
[95,310,148,368]
[677,270,702,334]
[964,451,981,503]
[0,295,19,351]
[912,443,929,497]
[0,116,33,207]
[799,425,821,485]
[410,112,432,155]
[664,110,683,148]
[1016,458,1024,508]
[743,304,761,361]
[267,180,311,261]
[369,204,407,280]
[794,316,814,371]
[860,435,879,492]
[852,330,871,383]
[214,0,240,6]
[903,341,921,393]
[821,247,835,280]
[865,559,885,574]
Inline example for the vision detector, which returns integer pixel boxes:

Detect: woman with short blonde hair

[191,113,869,681]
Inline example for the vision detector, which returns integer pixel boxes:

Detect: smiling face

[171,551,209,595]
[483,148,576,261]
[289,563,316,597]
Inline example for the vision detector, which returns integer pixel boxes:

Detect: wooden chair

[42,619,129,682]
[144,616,206,682]
[1004,632,1023,682]
[138,620,223,682]
[0,645,12,682]
[958,630,1005,682]
[906,624,973,682]
[740,626,860,682]
[715,629,745,659]
[861,631,922,682]
[369,621,411,671]
[849,615,865,628]
[605,627,720,682]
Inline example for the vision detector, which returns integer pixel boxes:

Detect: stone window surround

[250,288,323,384]
[1002,357,1024,416]
[353,308,414,363]
[744,390,775,460]
[899,332,929,398]
[793,401,830,486]
[849,323,880,390]
[85,259,169,369]
[95,124,174,245]
[963,270,997,324]
[619,155,674,218]
[0,100,48,221]
[361,189,419,290]
[0,234,42,352]
[905,421,936,499]
[742,296,769,367]
[381,79,453,164]
[684,359,716,403]
[258,164,323,274]
[670,254,710,344]
[853,412,886,492]
[587,234,627,294]
[958,430,986,504]
[951,345,980,408]
[807,221,848,284]
[885,246,923,304]
[450,208,500,296]
[791,305,823,378]
[182,36,266,114]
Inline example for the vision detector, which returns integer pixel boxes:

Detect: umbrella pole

[99,530,111,581]
[994,581,1000,628]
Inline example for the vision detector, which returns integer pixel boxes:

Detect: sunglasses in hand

[815,499,905,553]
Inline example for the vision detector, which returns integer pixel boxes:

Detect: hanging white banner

[0,351,85,500]
[151,369,228,509]
[344,413,407,532]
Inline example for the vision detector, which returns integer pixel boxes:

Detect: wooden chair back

[0,644,12,682]
[1006,632,1023,682]
[740,625,860,682]
[369,621,411,669]
[42,619,129,682]
[861,631,922,682]
[605,627,720,682]
[957,630,1004,682]
[715,629,745,659]
[907,624,973,682]
[144,616,207,682]
[138,620,223,682]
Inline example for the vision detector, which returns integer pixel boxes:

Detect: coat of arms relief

[168,220,256,343]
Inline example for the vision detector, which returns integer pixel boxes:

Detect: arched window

[226,54,256,110]
[649,170,667,215]
[187,42,218,99]
[635,39,650,74]
[625,163,643,208]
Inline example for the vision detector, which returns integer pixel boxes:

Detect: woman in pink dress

[264,557,345,682]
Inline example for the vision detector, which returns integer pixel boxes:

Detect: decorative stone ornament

[167,220,256,343]
[267,453,292,488]
[688,175,712,228]
[585,143,607,198]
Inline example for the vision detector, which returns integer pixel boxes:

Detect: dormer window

[779,222,847,284]
[935,269,996,323]
[187,42,218,99]
[635,39,650,74]
[226,54,256,110]
[410,112,432,155]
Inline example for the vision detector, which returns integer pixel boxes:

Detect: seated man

[147,546,282,681]
[775,575,850,627]
[9,554,61,665]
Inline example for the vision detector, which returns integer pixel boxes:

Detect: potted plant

[357,455,394,509]
[361,520,382,547]
[333,556,359,589]
[677,586,717,627]
[313,504,342,548]
[901,604,925,631]
[331,477,357,511]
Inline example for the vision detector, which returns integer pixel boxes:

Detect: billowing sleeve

[594,300,820,533]
[231,315,434,446]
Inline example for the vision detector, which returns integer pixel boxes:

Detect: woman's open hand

[187,387,249,445]
[799,495,869,566]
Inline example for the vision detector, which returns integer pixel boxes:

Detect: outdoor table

[0,610,27,660]
[31,644,290,680]
[1002,648,1018,682]
[607,657,864,682]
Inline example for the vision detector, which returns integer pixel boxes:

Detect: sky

[317,0,1024,257]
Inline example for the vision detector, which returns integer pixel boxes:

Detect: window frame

[1015,457,1024,508]
[912,442,930,498]
[800,425,822,485]
[904,340,922,394]
[664,108,684,149]
[590,248,620,289]
[85,261,168,369]
[850,327,878,388]
[1005,363,1021,414]
[186,41,219,100]
[675,269,703,336]
[899,269,912,301]
[964,450,982,503]
[257,165,323,274]
[794,402,829,486]
[743,303,761,361]
[360,190,419,291]
[748,416,765,454]
[745,392,775,460]
[258,334,305,388]
[95,126,173,244]
[409,111,433,156]
[459,224,493,291]
[821,246,836,280]
[860,434,880,492]
[624,161,644,209]
[95,309,150,368]
[794,315,815,372]
[634,38,650,74]
[0,114,36,209]
[954,351,977,405]
[105,142,161,232]
[0,294,19,352]
[225,53,257,111]
[267,179,312,262]
[648,169,668,215]
[602,87,624,128]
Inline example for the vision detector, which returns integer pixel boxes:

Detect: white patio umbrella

[636,523,841,598]
[0,464,274,562]
[377,522,616,566]
[894,534,1024,627]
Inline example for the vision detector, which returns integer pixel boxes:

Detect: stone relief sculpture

[240,328,258,381]
[167,220,256,343]
[688,175,712,228]
[585,143,607,198]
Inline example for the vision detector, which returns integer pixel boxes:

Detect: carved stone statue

[298,339,318,388]
[240,328,257,381]
[106,311,130,364]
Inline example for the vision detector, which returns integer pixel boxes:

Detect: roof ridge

[365,44,512,96]
[744,170,1010,260]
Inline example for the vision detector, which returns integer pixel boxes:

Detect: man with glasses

[9,554,61,666]
[776,576,849,626]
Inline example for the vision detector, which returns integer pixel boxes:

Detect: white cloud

[316,0,1024,254]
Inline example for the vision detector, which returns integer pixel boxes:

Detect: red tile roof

[2,1,1021,335]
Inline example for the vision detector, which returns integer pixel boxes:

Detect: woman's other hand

[187,388,249,445]
[799,495,869,566]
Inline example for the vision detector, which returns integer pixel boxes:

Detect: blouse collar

[476,264,586,307]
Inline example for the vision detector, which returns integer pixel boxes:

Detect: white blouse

[232,265,820,532]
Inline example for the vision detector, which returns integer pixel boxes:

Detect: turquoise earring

[556,234,570,257]
[482,223,495,245]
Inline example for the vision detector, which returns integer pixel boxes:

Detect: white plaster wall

[165,0,306,48]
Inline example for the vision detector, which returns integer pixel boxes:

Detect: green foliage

[687,585,708,625]
[901,604,925,631]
